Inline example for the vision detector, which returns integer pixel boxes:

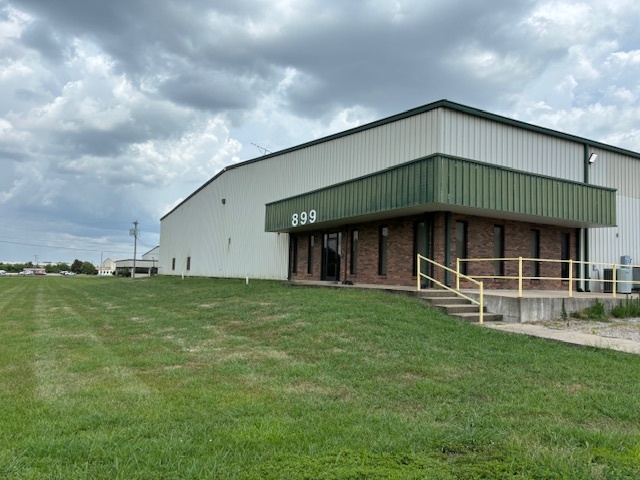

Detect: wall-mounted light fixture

[588,153,598,164]
[222,198,226,204]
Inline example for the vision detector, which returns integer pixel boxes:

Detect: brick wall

[289,212,576,290]
[450,214,575,290]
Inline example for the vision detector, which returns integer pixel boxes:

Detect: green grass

[0,276,639,479]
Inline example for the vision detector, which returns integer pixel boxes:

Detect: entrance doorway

[321,232,341,281]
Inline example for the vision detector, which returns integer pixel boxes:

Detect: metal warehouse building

[159,99,638,292]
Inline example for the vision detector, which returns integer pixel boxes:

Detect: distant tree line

[0,259,97,275]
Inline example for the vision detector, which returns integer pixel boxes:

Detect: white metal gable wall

[159,109,442,278]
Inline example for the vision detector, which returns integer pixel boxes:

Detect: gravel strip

[541,318,640,343]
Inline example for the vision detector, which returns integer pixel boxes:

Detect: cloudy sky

[2,0,640,265]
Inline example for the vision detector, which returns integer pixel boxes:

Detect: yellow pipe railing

[417,254,484,324]
[456,257,636,298]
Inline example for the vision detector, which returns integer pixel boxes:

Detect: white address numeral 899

[291,209,316,227]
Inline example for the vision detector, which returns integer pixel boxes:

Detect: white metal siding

[589,195,640,270]
[587,148,640,272]
[588,148,640,273]
[159,110,442,279]
[439,110,585,181]
[590,149,640,198]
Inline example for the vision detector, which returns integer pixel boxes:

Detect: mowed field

[0,275,639,479]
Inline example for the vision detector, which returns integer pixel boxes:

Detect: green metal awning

[265,154,617,232]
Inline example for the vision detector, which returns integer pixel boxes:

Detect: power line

[0,234,138,248]
[137,238,157,248]
[0,239,131,255]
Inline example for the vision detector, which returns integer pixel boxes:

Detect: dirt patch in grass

[542,318,640,342]
[285,382,355,400]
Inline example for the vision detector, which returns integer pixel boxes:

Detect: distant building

[115,246,159,276]
[97,258,117,276]
[142,246,159,262]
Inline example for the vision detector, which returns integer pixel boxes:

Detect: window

[172,258,176,271]
[186,256,191,271]
[561,233,570,279]
[530,230,540,278]
[378,226,388,275]
[292,236,299,274]
[493,225,505,276]
[350,230,358,274]
[307,235,314,274]
[456,221,468,275]
[413,221,428,276]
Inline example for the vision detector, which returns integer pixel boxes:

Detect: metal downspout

[583,144,591,291]
[576,228,582,291]
[286,233,292,281]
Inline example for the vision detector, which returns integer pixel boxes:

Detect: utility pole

[130,221,138,279]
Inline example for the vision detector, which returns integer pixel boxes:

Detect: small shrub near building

[611,296,640,318]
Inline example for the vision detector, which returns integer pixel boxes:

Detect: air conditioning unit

[618,256,633,294]
[633,267,640,291]
[603,269,613,293]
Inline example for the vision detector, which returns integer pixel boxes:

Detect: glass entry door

[321,233,341,281]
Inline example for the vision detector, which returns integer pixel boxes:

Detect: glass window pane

[350,230,358,275]
[307,235,314,274]
[379,226,388,275]
[530,230,540,277]
[493,225,504,276]
[413,222,427,276]
[456,221,468,275]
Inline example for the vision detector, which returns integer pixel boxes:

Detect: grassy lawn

[0,275,639,479]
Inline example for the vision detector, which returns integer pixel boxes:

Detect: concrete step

[420,296,471,305]
[436,304,483,315]
[418,291,503,323]
[417,289,459,298]
[455,312,503,323]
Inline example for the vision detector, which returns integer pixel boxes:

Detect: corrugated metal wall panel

[589,149,640,198]
[439,110,585,182]
[249,110,442,202]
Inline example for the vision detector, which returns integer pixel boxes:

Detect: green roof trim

[264,155,617,232]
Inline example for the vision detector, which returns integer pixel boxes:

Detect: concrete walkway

[483,321,640,355]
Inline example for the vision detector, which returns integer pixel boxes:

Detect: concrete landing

[483,321,640,355]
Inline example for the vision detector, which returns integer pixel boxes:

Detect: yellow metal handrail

[417,254,485,324]
[457,257,636,298]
